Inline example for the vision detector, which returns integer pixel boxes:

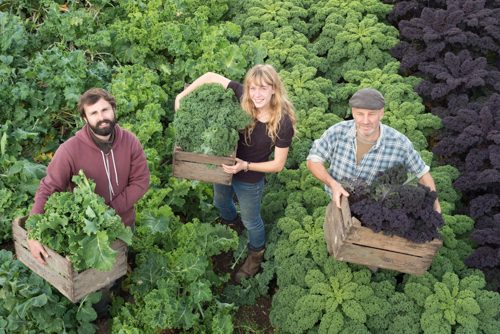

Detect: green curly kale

[26,171,132,272]
[404,272,500,334]
[312,12,399,82]
[174,83,252,156]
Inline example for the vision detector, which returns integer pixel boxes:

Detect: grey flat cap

[348,88,385,110]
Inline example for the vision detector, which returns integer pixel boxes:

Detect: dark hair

[77,88,116,118]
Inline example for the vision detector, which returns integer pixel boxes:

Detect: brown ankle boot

[220,216,244,235]
[235,249,265,283]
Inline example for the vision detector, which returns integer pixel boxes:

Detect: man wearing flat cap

[306,88,441,212]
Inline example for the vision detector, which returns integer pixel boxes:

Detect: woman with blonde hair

[175,64,296,282]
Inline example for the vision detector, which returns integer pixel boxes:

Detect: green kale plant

[405,272,500,333]
[312,12,399,82]
[0,147,46,243]
[0,250,99,333]
[26,171,133,272]
[174,83,252,156]
[112,210,239,333]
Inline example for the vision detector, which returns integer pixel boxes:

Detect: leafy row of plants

[0,249,99,333]
[389,0,500,291]
[111,199,239,333]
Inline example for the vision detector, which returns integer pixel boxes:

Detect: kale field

[1,0,499,333]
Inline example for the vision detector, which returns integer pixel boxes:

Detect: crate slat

[174,150,235,164]
[173,148,235,185]
[72,246,127,301]
[334,243,433,275]
[345,217,443,257]
[325,197,442,275]
[12,217,128,303]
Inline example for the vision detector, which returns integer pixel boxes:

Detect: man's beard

[89,119,116,136]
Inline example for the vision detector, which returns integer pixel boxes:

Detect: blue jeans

[213,178,265,251]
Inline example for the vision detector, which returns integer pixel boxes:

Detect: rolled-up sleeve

[307,128,335,164]
[404,140,429,178]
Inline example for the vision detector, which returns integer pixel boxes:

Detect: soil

[233,295,274,334]
[212,250,235,277]
[212,249,275,333]
[0,240,14,252]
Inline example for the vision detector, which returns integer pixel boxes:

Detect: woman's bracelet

[244,161,250,172]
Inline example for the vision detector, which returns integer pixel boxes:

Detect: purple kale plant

[391,0,500,73]
[465,214,500,291]
[386,0,447,26]
[416,50,500,102]
[433,94,500,168]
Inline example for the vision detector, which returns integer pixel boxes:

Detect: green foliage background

[1,0,499,333]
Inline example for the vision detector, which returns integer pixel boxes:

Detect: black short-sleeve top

[227,81,294,183]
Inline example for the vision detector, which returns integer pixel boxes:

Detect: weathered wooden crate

[172,147,236,185]
[12,216,128,303]
[324,197,442,275]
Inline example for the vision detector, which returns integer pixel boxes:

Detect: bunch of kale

[174,83,252,156]
[26,171,132,272]
[344,164,444,243]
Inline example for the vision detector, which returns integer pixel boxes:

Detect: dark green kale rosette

[174,83,252,156]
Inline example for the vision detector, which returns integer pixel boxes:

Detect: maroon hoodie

[31,124,150,226]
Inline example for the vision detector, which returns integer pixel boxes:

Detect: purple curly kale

[387,0,447,26]
[433,94,500,172]
[454,169,500,193]
[348,165,444,243]
[465,209,500,291]
[340,178,371,204]
[390,0,500,290]
[490,145,500,167]
[416,50,500,101]
[474,213,500,230]
[470,229,500,247]
[430,93,469,118]
[481,267,500,291]
[391,0,500,72]
[448,0,500,52]
[469,194,499,220]
[465,246,500,269]
[464,148,490,173]
[393,7,467,71]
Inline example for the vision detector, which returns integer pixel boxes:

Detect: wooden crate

[324,197,442,275]
[12,217,128,303]
[172,147,236,185]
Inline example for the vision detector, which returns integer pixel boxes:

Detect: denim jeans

[213,178,265,251]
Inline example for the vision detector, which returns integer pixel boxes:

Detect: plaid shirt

[307,120,429,196]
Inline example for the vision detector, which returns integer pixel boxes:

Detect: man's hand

[28,239,49,265]
[433,199,442,214]
[329,179,350,209]
[174,94,182,111]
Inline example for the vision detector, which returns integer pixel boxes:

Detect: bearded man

[28,88,150,265]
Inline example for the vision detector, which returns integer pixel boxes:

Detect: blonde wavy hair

[241,64,297,145]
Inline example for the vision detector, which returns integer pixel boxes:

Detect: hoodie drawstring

[111,149,119,186]
[101,150,118,201]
